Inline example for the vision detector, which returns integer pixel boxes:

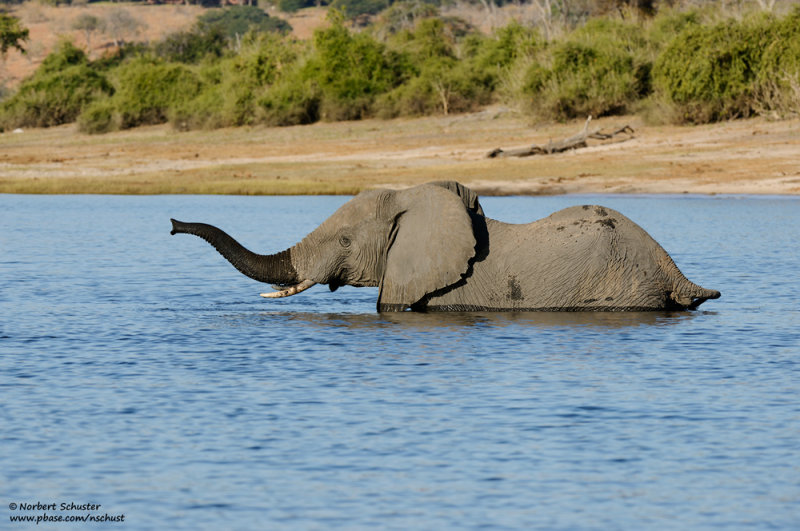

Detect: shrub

[469,22,541,72]
[77,98,118,134]
[647,8,700,46]
[36,39,87,72]
[169,33,305,129]
[107,57,204,128]
[330,0,390,20]
[460,22,541,106]
[652,16,772,123]
[378,19,494,117]
[155,27,227,64]
[156,7,291,65]
[170,87,225,131]
[256,75,321,126]
[391,16,457,61]
[374,2,440,37]
[753,8,800,117]
[1,12,29,55]
[377,57,487,117]
[303,13,408,120]
[519,18,650,121]
[0,41,112,129]
[277,0,319,14]
[197,6,291,40]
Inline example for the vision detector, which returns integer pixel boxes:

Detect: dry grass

[2,107,799,195]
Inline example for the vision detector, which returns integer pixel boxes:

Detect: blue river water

[1,194,799,530]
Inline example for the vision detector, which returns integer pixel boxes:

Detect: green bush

[469,23,541,72]
[647,8,700,46]
[156,7,290,65]
[256,75,322,126]
[77,98,118,134]
[155,27,227,64]
[303,13,408,120]
[107,57,204,129]
[197,6,291,39]
[330,0,390,19]
[170,87,225,131]
[519,18,649,121]
[390,16,457,61]
[753,8,800,117]
[378,57,488,117]
[277,0,320,14]
[169,33,305,129]
[0,41,112,129]
[652,15,772,123]
[1,12,29,56]
[374,2,440,37]
[377,19,495,117]
[8,9,799,134]
[36,39,88,73]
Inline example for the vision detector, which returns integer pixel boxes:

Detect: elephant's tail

[658,249,720,310]
[669,280,721,310]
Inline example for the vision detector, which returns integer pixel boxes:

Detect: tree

[71,14,105,57]
[1,13,29,57]
[330,0,390,20]
[196,6,291,40]
[375,1,439,39]
[155,27,227,63]
[277,0,319,14]
[106,9,145,48]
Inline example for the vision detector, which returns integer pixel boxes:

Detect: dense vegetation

[1,3,799,133]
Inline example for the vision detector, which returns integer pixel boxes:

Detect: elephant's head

[171,181,483,311]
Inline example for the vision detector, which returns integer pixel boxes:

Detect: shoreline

[2,109,799,196]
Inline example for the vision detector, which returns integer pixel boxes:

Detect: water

[1,194,798,530]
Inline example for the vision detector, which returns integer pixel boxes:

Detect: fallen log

[487,117,634,158]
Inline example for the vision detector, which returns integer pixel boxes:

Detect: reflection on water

[245,309,698,331]
[1,194,799,530]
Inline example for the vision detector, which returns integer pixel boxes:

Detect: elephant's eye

[339,235,352,248]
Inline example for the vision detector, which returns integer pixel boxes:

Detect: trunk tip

[170,218,183,236]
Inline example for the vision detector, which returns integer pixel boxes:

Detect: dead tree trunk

[487,117,635,158]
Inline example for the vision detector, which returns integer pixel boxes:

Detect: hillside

[3,1,553,89]
[2,3,329,89]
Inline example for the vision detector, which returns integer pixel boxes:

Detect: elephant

[170,181,720,312]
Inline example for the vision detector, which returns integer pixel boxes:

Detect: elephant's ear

[428,180,484,216]
[378,184,476,311]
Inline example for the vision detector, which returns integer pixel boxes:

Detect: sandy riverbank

[1,108,798,195]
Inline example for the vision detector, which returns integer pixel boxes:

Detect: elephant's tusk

[260,279,316,298]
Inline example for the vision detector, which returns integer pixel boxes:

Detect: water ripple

[1,195,799,530]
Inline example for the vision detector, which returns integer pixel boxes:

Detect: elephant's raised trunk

[170,219,305,289]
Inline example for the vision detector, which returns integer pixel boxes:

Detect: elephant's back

[512,204,650,248]
[531,204,661,251]
[482,206,672,309]
[539,204,632,229]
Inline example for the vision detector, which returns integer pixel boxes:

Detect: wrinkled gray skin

[170,181,720,312]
